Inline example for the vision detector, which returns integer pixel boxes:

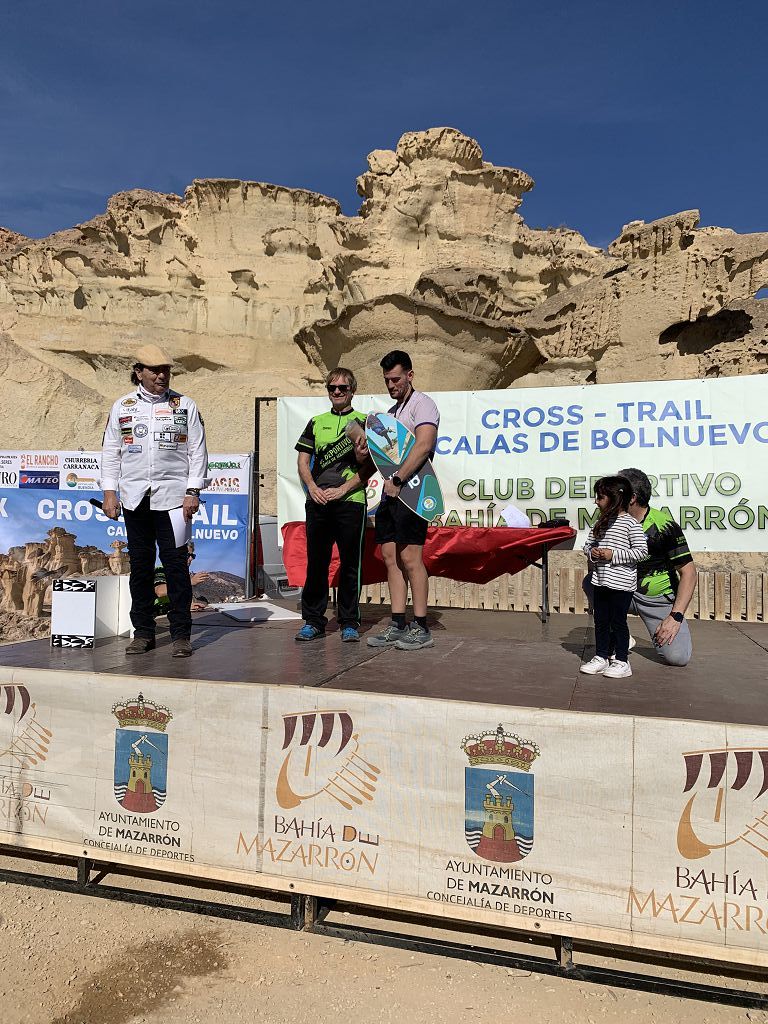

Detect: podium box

[51,576,132,648]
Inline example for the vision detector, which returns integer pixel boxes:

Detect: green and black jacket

[295,409,367,504]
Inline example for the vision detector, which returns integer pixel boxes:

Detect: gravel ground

[1,867,767,1024]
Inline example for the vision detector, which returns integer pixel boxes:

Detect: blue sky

[2,0,766,248]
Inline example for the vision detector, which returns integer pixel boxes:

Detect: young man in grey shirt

[366,350,440,651]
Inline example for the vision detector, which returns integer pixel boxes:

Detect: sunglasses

[326,384,351,394]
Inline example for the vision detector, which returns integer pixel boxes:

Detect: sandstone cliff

[0,127,766,499]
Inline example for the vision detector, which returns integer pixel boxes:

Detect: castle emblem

[112,693,172,814]
[461,724,539,863]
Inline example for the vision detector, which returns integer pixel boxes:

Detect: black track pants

[302,499,366,630]
[123,493,192,641]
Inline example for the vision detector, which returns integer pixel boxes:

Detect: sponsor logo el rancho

[20,453,59,469]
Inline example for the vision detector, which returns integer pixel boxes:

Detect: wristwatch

[670,611,684,623]
[185,488,201,497]
[391,475,403,487]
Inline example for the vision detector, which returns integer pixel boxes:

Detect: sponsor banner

[277,375,768,551]
[205,455,250,496]
[2,671,767,967]
[0,451,252,588]
[0,454,20,488]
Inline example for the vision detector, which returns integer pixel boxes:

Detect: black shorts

[374,497,428,547]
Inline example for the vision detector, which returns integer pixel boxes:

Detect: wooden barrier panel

[362,570,767,623]
[1,666,767,968]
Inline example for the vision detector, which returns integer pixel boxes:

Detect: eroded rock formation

[0,126,766,491]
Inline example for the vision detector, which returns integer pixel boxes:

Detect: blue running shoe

[295,623,325,642]
[341,626,360,643]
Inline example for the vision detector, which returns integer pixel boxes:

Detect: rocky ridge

[0,126,766,484]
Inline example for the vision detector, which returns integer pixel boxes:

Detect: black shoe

[172,638,193,658]
[126,636,156,655]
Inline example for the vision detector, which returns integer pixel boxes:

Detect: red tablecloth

[281,523,576,587]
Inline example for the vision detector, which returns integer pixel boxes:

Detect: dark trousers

[302,499,366,630]
[123,493,192,641]
[593,585,634,661]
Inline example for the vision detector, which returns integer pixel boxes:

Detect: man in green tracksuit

[620,467,695,666]
[295,367,370,643]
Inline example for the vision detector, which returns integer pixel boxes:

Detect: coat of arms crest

[461,724,539,863]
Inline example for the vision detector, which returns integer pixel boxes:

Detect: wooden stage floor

[2,607,766,726]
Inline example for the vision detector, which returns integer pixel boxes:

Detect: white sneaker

[603,659,632,678]
[580,656,610,675]
[628,635,636,651]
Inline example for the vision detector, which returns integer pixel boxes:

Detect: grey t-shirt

[388,390,440,447]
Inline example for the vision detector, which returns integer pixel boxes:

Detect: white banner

[1,667,767,967]
[277,375,768,551]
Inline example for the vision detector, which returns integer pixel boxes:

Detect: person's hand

[321,486,345,502]
[354,435,369,460]
[654,614,682,647]
[102,493,121,520]
[190,571,210,585]
[383,478,401,498]
[183,495,199,522]
[309,484,329,505]
[592,547,613,561]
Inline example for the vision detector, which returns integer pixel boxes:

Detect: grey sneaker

[366,622,409,648]
[394,623,434,651]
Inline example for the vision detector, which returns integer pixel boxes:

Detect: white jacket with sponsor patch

[100,388,208,511]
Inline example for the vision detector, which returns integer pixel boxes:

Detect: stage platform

[3,605,766,726]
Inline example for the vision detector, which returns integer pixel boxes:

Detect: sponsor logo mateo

[20,471,60,489]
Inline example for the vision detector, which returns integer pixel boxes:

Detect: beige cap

[134,343,174,368]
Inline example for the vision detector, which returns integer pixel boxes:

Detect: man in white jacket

[101,344,208,657]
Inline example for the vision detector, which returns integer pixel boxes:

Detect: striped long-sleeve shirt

[583,512,648,592]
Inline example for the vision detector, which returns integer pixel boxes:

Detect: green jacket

[295,409,367,503]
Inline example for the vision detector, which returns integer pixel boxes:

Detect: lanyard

[393,386,414,420]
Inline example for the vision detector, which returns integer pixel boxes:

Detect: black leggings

[593,585,633,661]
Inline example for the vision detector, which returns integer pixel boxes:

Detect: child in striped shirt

[581,475,648,679]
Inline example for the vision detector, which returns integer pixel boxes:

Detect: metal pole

[249,397,275,599]
[249,398,261,598]
[541,545,549,624]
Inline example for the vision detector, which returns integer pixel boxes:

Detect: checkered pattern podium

[50,576,132,648]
